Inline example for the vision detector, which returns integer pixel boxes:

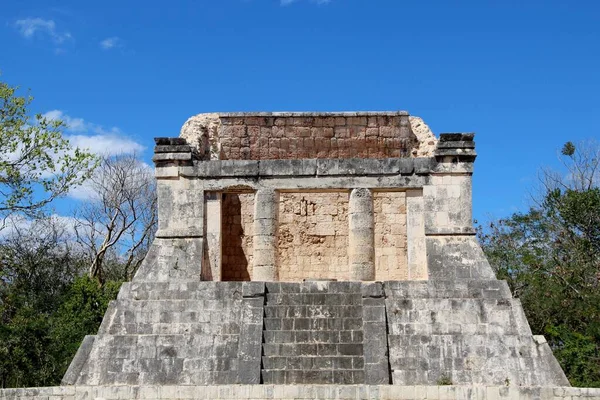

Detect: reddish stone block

[366,137,378,148]
[348,117,367,126]
[298,127,311,137]
[272,126,284,138]
[274,118,286,126]
[380,126,394,138]
[229,147,240,159]
[291,117,305,127]
[232,126,246,138]
[297,147,310,159]
[377,116,391,126]
[367,117,378,127]
[247,125,260,137]
[368,147,381,158]
[311,127,323,138]
[289,138,299,158]
[334,127,349,138]
[323,117,336,127]
[259,144,269,159]
[240,147,251,160]
[221,126,236,138]
[323,128,334,138]
[261,126,272,138]
[268,146,279,159]
[366,127,379,137]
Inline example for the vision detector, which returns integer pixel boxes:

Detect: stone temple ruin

[57,111,571,389]
[8,111,597,399]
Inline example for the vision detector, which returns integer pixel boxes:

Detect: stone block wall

[373,192,408,281]
[277,193,350,281]
[180,112,418,161]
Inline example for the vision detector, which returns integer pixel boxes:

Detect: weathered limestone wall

[373,191,408,281]
[180,112,419,161]
[277,192,349,281]
[221,193,254,281]
[4,385,600,400]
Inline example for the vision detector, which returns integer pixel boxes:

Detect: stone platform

[2,385,600,399]
[61,279,568,388]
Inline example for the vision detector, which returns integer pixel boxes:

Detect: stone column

[203,192,222,281]
[348,188,375,281]
[253,189,279,281]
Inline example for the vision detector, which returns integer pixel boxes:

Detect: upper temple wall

[179,112,437,161]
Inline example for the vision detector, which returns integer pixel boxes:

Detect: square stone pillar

[203,192,222,281]
[406,189,427,280]
[253,189,279,281]
[349,188,375,281]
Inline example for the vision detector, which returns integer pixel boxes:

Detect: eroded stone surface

[409,116,438,157]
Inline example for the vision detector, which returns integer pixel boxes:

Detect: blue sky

[1,0,599,223]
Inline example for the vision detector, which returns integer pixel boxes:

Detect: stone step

[265,293,362,305]
[263,317,363,331]
[118,281,259,300]
[384,280,512,299]
[263,305,363,318]
[262,343,363,357]
[262,356,364,370]
[261,369,365,384]
[265,281,363,294]
[388,333,544,360]
[263,330,363,344]
[88,334,240,361]
[261,369,365,385]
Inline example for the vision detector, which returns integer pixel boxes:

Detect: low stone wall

[179,112,418,161]
[2,385,599,399]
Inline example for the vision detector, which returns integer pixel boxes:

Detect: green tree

[0,79,97,226]
[479,141,600,387]
[0,218,122,387]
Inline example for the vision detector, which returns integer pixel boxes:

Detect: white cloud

[99,36,122,50]
[0,213,81,240]
[42,110,147,201]
[68,159,153,201]
[43,110,145,156]
[68,133,145,156]
[14,17,72,44]
[281,0,331,5]
[43,110,86,132]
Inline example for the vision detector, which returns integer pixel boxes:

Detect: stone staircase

[260,281,389,385]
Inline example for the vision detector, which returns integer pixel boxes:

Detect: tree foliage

[0,218,121,387]
[0,80,97,226]
[479,141,600,387]
[0,80,154,388]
